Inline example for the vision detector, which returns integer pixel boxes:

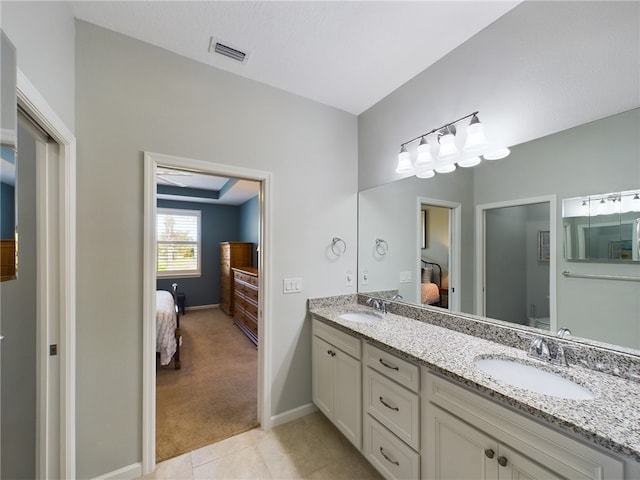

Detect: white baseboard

[186,304,218,311]
[91,462,141,480]
[269,402,318,428]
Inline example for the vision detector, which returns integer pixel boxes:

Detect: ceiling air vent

[208,37,247,63]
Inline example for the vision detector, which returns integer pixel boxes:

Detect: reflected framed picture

[421,210,428,249]
[538,230,550,261]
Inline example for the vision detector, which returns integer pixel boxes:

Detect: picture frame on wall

[421,210,428,249]
[538,230,550,261]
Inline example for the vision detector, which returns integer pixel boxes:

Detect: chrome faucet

[528,335,572,367]
[366,297,390,314]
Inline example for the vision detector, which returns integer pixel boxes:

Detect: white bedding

[156,290,178,365]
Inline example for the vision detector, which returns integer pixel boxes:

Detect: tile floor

[141,411,383,479]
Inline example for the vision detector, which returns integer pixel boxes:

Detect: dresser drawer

[364,368,420,450]
[364,414,420,480]
[364,343,419,392]
[312,318,361,359]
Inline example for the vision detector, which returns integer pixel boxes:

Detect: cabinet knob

[484,449,495,459]
[497,456,508,467]
[327,349,335,357]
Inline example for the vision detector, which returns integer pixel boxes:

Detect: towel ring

[331,237,347,256]
[375,238,389,256]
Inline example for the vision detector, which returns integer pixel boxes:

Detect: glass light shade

[415,138,435,169]
[458,156,482,168]
[438,133,458,160]
[415,166,435,178]
[463,122,488,152]
[483,147,510,160]
[395,146,414,173]
[434,157,456,173]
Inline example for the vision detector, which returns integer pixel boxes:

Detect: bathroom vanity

[309,295,640,480]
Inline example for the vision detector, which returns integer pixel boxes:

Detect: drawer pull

[484,448,495,459]
[379,358,399,371]
[379,447,400,466]
[379,396,399,411]
[497,456,508,467]
[327,350,336,357]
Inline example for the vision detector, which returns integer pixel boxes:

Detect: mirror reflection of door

[484,202,550,330]
[421,204,450,309]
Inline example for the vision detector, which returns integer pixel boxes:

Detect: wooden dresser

[232,267,259,345]
[1,239,17,282]
[219,242,253,316]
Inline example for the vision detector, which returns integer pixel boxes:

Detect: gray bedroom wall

[240,195,260,265]
[155,199,242,307]
[0,182,14,238]
[75,20,357,478]
[1,1,75,131]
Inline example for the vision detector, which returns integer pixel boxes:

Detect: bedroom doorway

[142,152,272,474]
[417,197,461,312]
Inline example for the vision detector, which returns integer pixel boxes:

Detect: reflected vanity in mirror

[563,190,640,262]
[0,31,18,282]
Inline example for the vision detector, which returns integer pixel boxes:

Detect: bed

[156,283,182,369]
[421,260,442,307]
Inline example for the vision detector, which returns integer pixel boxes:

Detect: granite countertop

[308,301,640,463]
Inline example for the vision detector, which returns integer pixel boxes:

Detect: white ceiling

[71,1,521,115]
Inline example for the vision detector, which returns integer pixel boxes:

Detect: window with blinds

[157,208,201,278]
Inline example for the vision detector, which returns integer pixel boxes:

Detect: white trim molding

[17,69,77,479]
[90,462,141,480]
[270,402,318,428]
[142,152,273,475]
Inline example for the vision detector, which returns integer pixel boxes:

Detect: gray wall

[240,195,260,266]
[1,1,75,131]
[75,21,357,478]
[1,121,37,480]
[0,182,14,238]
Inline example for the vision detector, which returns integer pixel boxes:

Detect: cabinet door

[426,405,498,480]
[497,445,562,480]
[312,335,334,419]
[334,348,362,449]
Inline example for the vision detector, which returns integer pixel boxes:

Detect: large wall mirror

[1,31,18,282]
[359,108,640,352]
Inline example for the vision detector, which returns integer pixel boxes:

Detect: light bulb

[458,156,481,168]
[395,145,414,174]
[415,137,435,169]
[463,115,488,152]
[438,129,458,160]
[483,147,510,160]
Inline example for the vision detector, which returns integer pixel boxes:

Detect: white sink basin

[338,312,382,324]
[474,357,594,400]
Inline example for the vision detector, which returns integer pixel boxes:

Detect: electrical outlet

[361,269,369,285]
[345,270,354,287]
[283,277,302,294]
[400,271,412,283]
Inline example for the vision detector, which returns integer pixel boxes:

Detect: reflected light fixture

[396,111,509,179]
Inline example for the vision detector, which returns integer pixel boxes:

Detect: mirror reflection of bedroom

[154,167,261,462]
[420,204,450,309]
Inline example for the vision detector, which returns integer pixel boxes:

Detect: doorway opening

[417,197,461,311]
[142,152,272,474]
[476,196,557,331]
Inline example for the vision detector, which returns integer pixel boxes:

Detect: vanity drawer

[364,368,420,450]
[364,343,419,392]
[312,318,361,359]
[364,414,420,480]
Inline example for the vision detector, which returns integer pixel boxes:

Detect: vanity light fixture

[396,111,510,178]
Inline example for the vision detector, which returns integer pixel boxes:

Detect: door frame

[17,70,76,479]
[142,152,272,474]
[475,195,557,329]
[416,197,461,311]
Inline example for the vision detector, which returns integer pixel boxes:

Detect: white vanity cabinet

[422,370,625,480]
[363,343,421,480]
[311,318,362,449]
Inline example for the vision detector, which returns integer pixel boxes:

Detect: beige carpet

[156,307,258,462]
